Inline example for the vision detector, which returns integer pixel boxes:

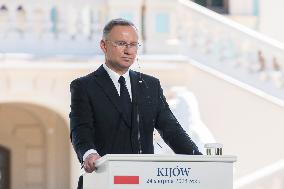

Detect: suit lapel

[94,65,131,128]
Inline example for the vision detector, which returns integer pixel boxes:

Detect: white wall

[229,0,253,15]
[259,0,284,43]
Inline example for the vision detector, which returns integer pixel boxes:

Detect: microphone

[133,67,142,154]
[136,55,151,154]
[135,99,143,154]
[137,56,143,84]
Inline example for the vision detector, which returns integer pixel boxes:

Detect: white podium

[83,154,237,189]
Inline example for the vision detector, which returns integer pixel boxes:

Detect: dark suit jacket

[70,65,201,188]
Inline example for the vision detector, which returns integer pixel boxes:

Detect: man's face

[100,25,139,73]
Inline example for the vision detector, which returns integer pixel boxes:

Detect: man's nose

[123,46,132,54]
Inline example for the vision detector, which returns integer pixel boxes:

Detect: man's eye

[116,41,127,46]
[130,43,138,47]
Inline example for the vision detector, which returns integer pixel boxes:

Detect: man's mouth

[121,57,133,61]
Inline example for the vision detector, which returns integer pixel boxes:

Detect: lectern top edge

[95,154,237,167]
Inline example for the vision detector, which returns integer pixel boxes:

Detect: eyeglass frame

[105,40,141,50]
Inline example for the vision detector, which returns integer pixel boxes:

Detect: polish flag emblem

[114,176,140,184]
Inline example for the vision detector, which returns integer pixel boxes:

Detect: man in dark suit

[70,18,202,188]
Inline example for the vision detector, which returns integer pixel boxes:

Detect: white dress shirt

[103,63,132,100]
[83,64,132,161]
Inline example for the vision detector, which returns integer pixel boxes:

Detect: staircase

[177,0,284,101]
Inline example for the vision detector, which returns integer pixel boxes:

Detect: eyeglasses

[106,40,141,50]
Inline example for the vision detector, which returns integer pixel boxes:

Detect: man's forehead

[108,25,138,38]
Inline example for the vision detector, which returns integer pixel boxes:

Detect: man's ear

[100,40,107,53]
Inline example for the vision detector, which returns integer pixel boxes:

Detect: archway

[0,103,70,189]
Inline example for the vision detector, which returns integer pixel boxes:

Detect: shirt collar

[103,63,130,83]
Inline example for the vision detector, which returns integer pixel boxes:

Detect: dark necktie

[118,76,132,125]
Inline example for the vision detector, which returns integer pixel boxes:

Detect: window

[211,0,223,6]
[252,0,259,16]
[194,0,229,14]
[155,13,170,33]
[195,0,207,6]
[50,7,58,33]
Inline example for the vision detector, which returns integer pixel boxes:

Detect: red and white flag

[114,176,139,184]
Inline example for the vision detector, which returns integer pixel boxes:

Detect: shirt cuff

[83,149,98,161]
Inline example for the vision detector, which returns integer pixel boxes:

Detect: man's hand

[83,153,101,173]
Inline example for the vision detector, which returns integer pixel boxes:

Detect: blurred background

[0,0,284,189]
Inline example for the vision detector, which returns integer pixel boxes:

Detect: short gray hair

[102,18,137,39]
